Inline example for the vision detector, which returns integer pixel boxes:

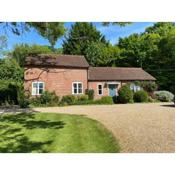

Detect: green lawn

[0,113,120,153]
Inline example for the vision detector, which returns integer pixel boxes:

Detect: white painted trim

[32,81,45,96]
[107,81,120,85]
[97,83,103,96]
[72,82,83,95]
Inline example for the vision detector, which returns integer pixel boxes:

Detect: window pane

[78,83,82,89]
[39,88,43,94]
[32,83,38,95]
[74,88,77,94]
[39,83,43,88]
[98,85,102,90]
[98,85,102,95]
[74,83,77,89]
[78,88,82,94]
[33,82,38,88]
[99,89,102,95]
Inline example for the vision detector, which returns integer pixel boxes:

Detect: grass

[0,112,120,153]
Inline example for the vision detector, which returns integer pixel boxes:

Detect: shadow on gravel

[160,104,175,108]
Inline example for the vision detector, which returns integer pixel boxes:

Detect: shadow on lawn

[0,113,65,129]
[0,113,66,153]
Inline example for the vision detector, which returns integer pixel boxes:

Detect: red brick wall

[88,81,122,99]
[24,67,88,97]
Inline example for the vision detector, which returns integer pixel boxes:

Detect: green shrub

[19,98,29,108]
[85,89,94,100]
[39,91,59,105]
[154,91,174,102]
[29,91,59,107]
[61,95,77,105]
[77,95,89,101]
[0,80,19,105]
[133,90,148,102]
[94,96,114,104]
[140,81,158,93]
[29,97,41,106]
[118,85,133,103]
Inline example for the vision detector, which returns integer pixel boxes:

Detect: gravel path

[34,103,175,153]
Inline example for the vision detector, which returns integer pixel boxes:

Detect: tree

[117,22,175,92]
[63,22,108,55]
[11,44,53,67]
[0,22,66,49]
[145,22,175,36]
[0,35,7,57]
[84,42,120,66]
[29,22,65,50]
[0,58,23,82]
[102,22,132,27]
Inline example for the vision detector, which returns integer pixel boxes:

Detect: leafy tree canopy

[28,22,65,49]
[102,22,132,27]
[84,42,121,66]
[10,44,53,67]
[0,22,66,49]
[63,22,108,55]
[0,58,23,82]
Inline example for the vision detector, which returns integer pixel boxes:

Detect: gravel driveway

[34,103,175,153]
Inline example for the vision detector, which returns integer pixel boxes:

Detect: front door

[108,84,117,97]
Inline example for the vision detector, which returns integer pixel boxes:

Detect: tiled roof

[88,67,156,81]
[25,54,89,68]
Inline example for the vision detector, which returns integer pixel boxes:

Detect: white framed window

[72,82,83,94]
[97,84,103,95]
[32,82,45,95]
[130,83,141,92]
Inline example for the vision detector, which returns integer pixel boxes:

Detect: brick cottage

[24,54,155,99]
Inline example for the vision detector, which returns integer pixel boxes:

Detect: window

[98,84,103,95]
[32,82,44,95]
[130,83,141,92]
[72,82,83,94]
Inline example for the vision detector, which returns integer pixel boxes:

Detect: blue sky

[0,22,154,51]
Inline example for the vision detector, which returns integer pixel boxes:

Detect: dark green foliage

[0,80,19,105]
[17,84,29,108]
[84,42,121,66]
[39,91,59,105]
[0,58,23,81]
[30,91,59,106]
[85,89,94,100]
[29,22,65,49]
[117,23,175,93]
[63,22,108,55]
[18,98,29,108]
[61,95,77,105]
[0,22,65,50]
[11,44,53,67]
[118,85,134,103]
[154,91,174,102]
[133,90,148,103]
[94,96,114,104]
[77,95,89,101]
[140,81,158,93]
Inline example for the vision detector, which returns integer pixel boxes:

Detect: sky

[0,22,154,51]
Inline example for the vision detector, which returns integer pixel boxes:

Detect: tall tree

[84,42,120,66]
[145,22,175,36]
[11,44,53,67]
[28,22,65,50]
[0,35,7,57]
[117,22,175,92]
[63,22,108,55]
